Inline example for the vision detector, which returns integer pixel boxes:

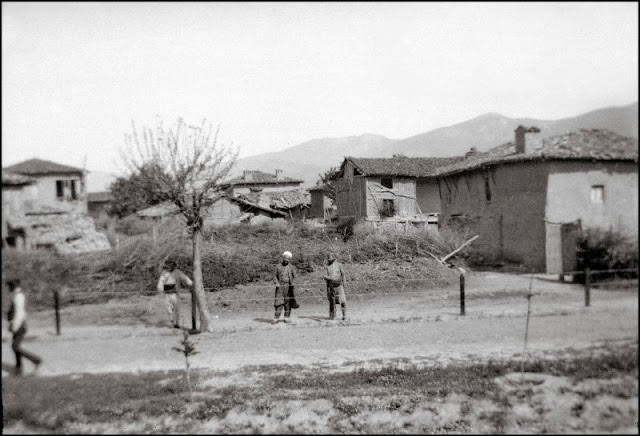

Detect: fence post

[191,289,197,330]
[459,270,465,316]
[584,267,591,307]
[54,290,61,335]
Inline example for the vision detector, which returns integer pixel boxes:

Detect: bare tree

[121,117,238,332]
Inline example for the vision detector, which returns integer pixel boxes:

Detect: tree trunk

[192,228,213,332]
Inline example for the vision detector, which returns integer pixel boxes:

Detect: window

[380,199,395,217]
[590,185,604,204]
[56,180,64,199]
[381,177,393,189]
[70,180,77,200]
[55,179,79,201]
[484,174,492,202]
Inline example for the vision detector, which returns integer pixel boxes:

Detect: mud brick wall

[438,162,548,270]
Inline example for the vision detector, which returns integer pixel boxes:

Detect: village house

[3,158,88,214]
[432,128,638,273]
[137,194,287,227]
[2,159,110,253]
[220,169,304,196]
[332,156,464,229]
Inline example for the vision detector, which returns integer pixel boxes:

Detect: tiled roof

[4,158,84,175]
[87,191,113,203]
[222,170,303,186]
[2,171,35,186]
[433,129,639,176]
[344,156,466,178]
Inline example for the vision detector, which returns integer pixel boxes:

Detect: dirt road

[2,272,637,377]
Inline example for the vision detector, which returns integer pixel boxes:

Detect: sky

[2,2,638,175]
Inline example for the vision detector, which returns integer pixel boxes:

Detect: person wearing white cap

[272,251,297,324]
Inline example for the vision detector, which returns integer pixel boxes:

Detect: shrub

[575,227,638,281]
[115,215,155,236]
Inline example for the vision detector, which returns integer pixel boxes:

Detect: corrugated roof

[433,129,639,176]
[222,170,303,186]
[3,158,84,175]
[87,191,113,203]
[344,156,466,177]
[2,171,35,186]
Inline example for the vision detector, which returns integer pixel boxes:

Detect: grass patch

[3,343,636,433]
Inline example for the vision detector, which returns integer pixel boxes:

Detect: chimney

[465,147,478,158]
[275,169,283,180]
[515,125,527,154]
[514,125,540,154]
[243,170,253,182]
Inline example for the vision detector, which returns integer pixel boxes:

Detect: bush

[575,227,638,282]
[115,215,155,236]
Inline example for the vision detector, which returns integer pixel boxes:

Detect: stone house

[332,156,464,229]
[2,160,110,253]
[432,128,638,273]
[3,158,88,214]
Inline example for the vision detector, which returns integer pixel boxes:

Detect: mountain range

[230,101,638,187]
[88,102,637,192]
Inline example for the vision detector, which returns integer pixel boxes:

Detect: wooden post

[191,288,197,330]
[585,267,591,307]
[54,290,61,335]
[459,271,465,316]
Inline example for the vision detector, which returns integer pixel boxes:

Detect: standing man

[323,253,347,321]
[157,259,193,329]
[273,251,296,324]
[6,279,42,376]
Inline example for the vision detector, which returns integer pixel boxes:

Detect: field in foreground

[2,342,637,434]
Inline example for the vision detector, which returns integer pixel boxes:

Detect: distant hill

[392,101,638,157]
[230,134,396,186]
[174,102,640,187]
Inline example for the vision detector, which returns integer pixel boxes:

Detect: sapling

[173,330,199,401]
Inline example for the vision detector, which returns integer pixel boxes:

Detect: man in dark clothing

[323,253,347,321]
[6,279,42,376]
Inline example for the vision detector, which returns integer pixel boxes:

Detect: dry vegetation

[2,218,467,310]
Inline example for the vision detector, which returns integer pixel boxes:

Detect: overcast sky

[2,2,638,174]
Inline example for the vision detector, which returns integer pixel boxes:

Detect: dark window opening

[71,180,77,200]
[381,177,393,189]
[484,176,492,202]
[380,199,395,217]
[56,180,64,199]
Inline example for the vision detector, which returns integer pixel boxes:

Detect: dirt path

[2,272,637,377]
